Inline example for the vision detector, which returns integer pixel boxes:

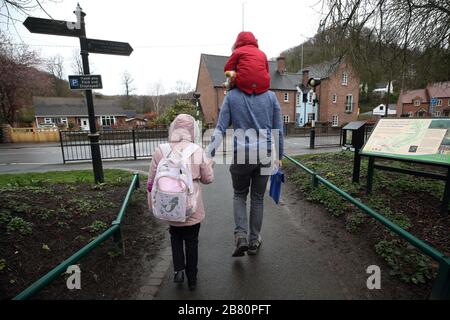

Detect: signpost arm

[78,8,104,184]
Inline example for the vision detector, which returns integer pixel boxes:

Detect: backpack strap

[180,143,200,160]
[159,143,172,159]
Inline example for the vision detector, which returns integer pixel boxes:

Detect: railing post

[430,258,450,300]
[311,173,318,188]
[132,129,137,160]
[113,227,125,256]
[352,148,362,183]
[440,168,450,217]
[309,127,315,149]
[134,172,140,189]
[366,156,375,195]
[59,130,66,164]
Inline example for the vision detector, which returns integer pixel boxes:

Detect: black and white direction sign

[23,17,83,37]
[83,38,134,56]
[69,75,103,90]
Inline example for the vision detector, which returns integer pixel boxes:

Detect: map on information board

[361,119,450,166]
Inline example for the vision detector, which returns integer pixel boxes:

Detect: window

[414,100,420,107]
[101,116,115,126]
[283,115,290,123]
[437,99,442,106]
[284,92,289,102]
[332,94,337,104]
[345,94,353,112]
[379,105,384,111]
[307,113,315,122]
[408,111,413,117]
[342,72,348,86]
[44,118,65,125]
[433,111,441,118]
[332,115,339,127]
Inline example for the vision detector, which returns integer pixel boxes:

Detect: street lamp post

[193,92,202,144]
[307,78,321,149]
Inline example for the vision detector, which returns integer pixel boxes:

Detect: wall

[273,90,296,123]
[318,62,360,126]
[9,127,60,143]
[196,57,219,125]
[399,103,431,117]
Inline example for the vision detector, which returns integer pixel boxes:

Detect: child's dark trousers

[169,223,201,282]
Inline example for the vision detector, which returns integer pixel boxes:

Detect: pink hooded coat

[147,114,214,227]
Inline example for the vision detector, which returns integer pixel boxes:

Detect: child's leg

[169,226,185,272]
[183,223,201,282]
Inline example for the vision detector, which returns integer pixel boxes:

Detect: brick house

[196,54,360,128]
[33,97,130,131]
[397,81,450,118]
[195,54,298,126]
[300,58,360,127]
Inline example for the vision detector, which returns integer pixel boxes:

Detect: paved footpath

[0,143,416,299]
[153,163,415,300]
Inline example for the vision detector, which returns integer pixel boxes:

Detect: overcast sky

[3,0,324,95]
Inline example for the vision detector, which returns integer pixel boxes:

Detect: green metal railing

[284,154,450,300]
[13,173,140,300]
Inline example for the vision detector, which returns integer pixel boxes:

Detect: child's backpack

[151,142,200,222]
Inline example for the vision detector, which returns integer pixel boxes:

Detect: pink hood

[148,113,214,227]
[168,114,197,143]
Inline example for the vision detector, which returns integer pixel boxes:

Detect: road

[0,138,341,173]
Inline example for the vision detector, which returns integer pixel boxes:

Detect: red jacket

[224,32,270,95]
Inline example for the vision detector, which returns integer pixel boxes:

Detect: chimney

[302,68,309,86]
[277,56,286,75]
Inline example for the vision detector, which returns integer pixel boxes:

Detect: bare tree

[0,31,51,125]
[174,80,192,98]
[121,71,136,109]
[122,71,135,97]
[319,0,450,52]
[46,54,65,96]
[71,49,83,75]
[1,0,55,25]
[149,81,164,115]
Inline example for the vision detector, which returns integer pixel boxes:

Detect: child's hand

[225,71,236,89]
[225,70,236,79]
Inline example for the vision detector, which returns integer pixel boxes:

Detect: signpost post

[23,4,133,184]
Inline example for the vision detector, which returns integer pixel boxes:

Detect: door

[80,118,90,131]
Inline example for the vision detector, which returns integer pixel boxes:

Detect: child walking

[224,31,270,94]
[147,114,214,291]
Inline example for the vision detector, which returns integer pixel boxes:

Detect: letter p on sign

[66,265,81,290]
[366,265,381,290]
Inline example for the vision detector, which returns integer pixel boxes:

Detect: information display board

[361,119,450,166]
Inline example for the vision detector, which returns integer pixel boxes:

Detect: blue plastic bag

[269,169,284,205]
